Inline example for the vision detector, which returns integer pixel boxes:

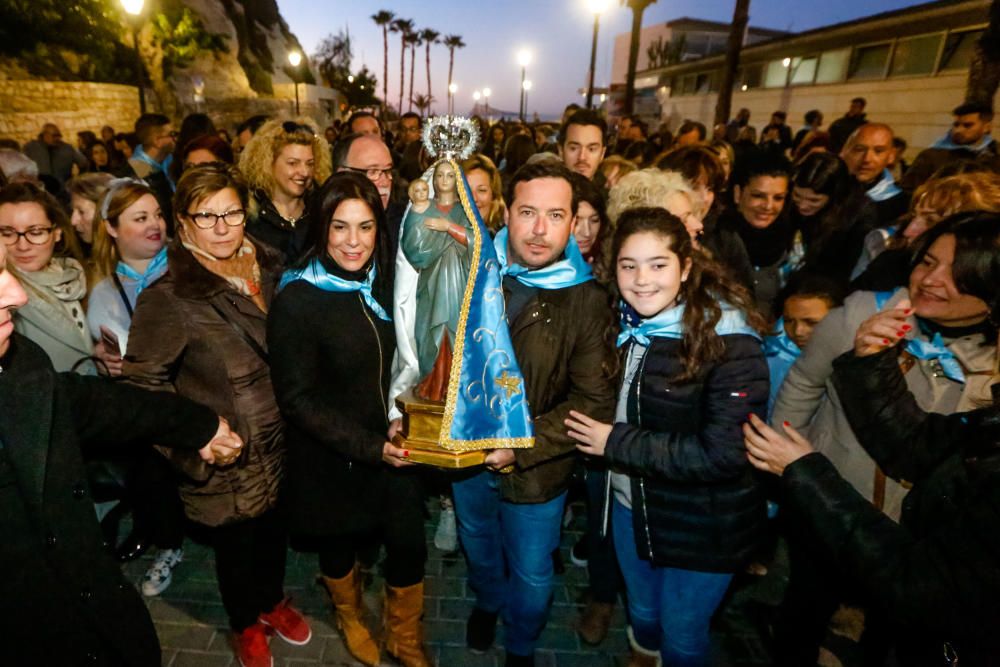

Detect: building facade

[633,0,997,152]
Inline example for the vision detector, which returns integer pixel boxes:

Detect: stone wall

[0,80,142,146]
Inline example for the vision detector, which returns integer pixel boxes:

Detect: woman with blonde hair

[239,117,332,261]
[607,168,703,245]
[67,172,115,250]
[598,155,638,190]
[461,153,506,234]
[852,171,1000,292]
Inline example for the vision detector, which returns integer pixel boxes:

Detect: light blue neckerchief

[872,290,965,383]
[865,169,902,202]
[116,246,168,301]
[764,320,801,363]
[279,257,391,321]
[132,146,175,190]
[616,301,761,348]
[930,132,995,154]
[493,227,593,289]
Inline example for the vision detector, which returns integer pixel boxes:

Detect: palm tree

[413,93,435,116]
[443,35,466,100]
[390,18,414,115]
[621,0,658,115]
[420,28,440,113]
[407,30,422,113]
[714,0,750,126]
[371,10,395,115]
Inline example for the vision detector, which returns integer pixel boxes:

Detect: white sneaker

[434,507,458,553]
[141,548,183,597]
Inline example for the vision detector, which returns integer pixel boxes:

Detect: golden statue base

[392,390,487,468]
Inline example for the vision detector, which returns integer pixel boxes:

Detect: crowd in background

[2,92,1000,667]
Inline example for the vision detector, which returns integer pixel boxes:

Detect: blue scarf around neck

[930,132,995,154]
[116,246,168,300]
[616,300,761,348]
[493,227,593,289]
[872,290,965,383]
[866,169,902,202]
[279,257,391,321]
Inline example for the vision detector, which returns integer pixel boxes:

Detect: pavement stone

[123,499,784,666]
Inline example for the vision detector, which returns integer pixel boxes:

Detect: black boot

[466,607,498,653]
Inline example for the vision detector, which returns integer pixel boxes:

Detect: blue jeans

[452,470,566,656]
[612,500,732,667]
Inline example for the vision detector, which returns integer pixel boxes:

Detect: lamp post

[121,0,146,114]
[287,50,302,116]
[522,80,533,120]
[473,90,481,115]
[517,49,532,122]
[448,83,458,115]
[483,87,491,120]
[585,0,610,110]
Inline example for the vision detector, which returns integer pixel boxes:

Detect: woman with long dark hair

[566,207,769,666]
[267,172,430,667]
[790,152,877,285]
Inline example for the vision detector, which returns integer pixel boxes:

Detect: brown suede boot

[384,582,434,667]
[320,568,380,666]
[577,600,614,645]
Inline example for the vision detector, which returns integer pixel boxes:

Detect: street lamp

[121,0,147,114]
[288,50,302,115]
[483,87,492,119]
[448,82,458,115]
[522,80,533,119]
[585,0,611,110]
[517,49,532,122]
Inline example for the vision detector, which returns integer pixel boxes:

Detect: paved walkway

[123,501,778,667]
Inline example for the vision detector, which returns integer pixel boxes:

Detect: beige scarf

[179,230,267,313]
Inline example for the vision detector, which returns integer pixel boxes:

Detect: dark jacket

[779,346,1000,665]
[848,246,910,293]
[795,191,879,287]
[246,190,311,264]
[604,334,769,572]
[703,209,792,320]
[123,240,285,527]
[900,141,1000,193]
[828,112,867,154]
[268,259,422,537]
[0,334,217,666]
[502,280,617,504]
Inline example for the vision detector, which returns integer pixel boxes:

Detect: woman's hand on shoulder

[565,410,612,457]
[854,298,912,357]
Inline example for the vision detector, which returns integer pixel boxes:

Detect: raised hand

[855,298,913,357]
[199,417,244,466]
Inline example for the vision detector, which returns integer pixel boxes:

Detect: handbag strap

[111,273,134,318]
[208,301,269,363]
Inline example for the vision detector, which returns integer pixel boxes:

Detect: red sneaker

[259,598,312,646]
[234,622,273,667]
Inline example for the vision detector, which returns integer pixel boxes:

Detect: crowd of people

[1,92,999,667]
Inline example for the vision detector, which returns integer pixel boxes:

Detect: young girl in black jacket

[566,207,770,667]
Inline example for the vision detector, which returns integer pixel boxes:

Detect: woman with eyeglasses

[122,163,311,666]
[1,182,92,373]
[239,118,332,263]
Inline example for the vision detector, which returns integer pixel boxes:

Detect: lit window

[815,48,850,83]
[790,56,818,85]
[764,60,788,88]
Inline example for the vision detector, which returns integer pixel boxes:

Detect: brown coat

[122,240,285,527]
[502,280,618,504]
